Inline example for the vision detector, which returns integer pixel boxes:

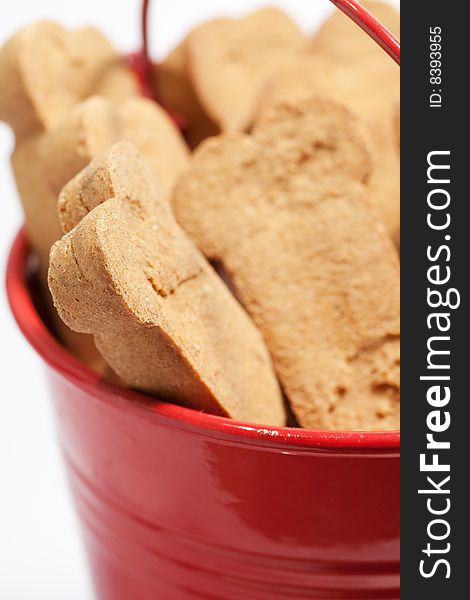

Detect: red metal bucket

[6,229,399,599]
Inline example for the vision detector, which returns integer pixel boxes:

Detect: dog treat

[184,7,305,133]
[156,7,304,143]
[0,22,187,370]
[257,53,400,246]
[48,142,285,425]
[57,137,168,234]
[115,97,189,190]
[12,95,188,283]
[0,22,137,370]
[155,41,218,149]
[0,21,137,140]
[310,0,400,63]
[173,98,400,430]
[11,96,188,370]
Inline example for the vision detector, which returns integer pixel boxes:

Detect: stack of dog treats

[0,1,400,430]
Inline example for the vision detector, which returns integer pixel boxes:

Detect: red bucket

[6,229,399,600]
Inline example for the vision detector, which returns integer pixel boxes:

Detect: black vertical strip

[401,2,469,597]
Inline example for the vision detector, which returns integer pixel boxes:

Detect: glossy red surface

[6,229,400,599]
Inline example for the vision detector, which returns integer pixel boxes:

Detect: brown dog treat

[310,1,400,63]
[74,27,137,101]
[13,131,108,373]
[49,142,285,425]
[9,93,187,371]
[257,54,400,246]
[173,98,400,430]
[11,133,56,283]
[0,21,136,371]
[156,41,203,124]
[115,97,189,190]
[12,95,188,282]
[185,7,305,132]
[42,96,188,199]
[57,138,163,233]
[155,41,218,148]
[0,22,137,140]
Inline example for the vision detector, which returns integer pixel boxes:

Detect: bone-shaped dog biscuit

[155,41,218,149]
[12,95,188,282]
[158,7,304,137]
[0,21,137,139]
[258,53,400,246]
[6,89,187,371]
[0,23,171,370]
[173,98,400,430]
[187,7,305,132]
[56,134,160,235]
[48,142,285,425]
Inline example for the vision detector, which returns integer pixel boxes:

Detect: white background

[0,1,399,598]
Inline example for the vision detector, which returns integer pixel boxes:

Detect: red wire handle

[127,0,153,99]
[130,0,186,126]
[329,0,400,65]
[133,0,400,102]
[141,0,152,85]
